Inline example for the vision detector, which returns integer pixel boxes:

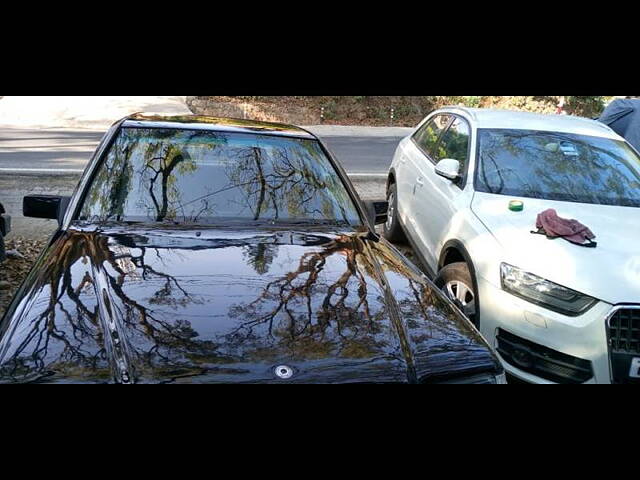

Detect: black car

[0,115,504,383]
[0,202,10,262]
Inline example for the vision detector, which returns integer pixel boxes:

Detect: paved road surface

[0,128,404,175]
[0,96,191,129]
[0,127,404,238]
[322,135,402,175]
[0,129,102,172]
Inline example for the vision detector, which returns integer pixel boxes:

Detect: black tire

[435,262,479,328]
[383,182,407,243]
[0,233,5,263]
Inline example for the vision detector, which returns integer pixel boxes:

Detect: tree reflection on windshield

[476,129,640,207]
[79,128,361,226]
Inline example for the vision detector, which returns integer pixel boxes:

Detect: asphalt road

[0,128,404,175]
[0,128,103,172]
[0,127,405,238]
[322,135,402,175]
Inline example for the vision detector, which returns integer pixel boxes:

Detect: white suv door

[401,114,451,266]
[408,115,472,271]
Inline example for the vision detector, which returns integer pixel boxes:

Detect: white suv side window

[434,118,471,174]
[412,114,451,161]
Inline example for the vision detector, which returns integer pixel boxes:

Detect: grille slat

[607,307,640,384]
[608,308,640,354]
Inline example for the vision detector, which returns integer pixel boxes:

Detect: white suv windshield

[475,129,640,207]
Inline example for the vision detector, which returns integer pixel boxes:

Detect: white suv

[385,107,640,384]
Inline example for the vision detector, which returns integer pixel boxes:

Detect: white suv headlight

[500,263,597,317]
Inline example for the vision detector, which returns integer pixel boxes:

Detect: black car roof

[122,114,316,139]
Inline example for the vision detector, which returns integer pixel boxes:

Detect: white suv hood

[471,192,640,305]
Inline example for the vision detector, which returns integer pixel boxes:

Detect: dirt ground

[0,237,47,317]
[189,96,441,127]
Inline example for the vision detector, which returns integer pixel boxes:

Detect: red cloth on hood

[535,209,596,246]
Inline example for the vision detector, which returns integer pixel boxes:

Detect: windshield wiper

[267,219,353,227]
[83,218,355,229]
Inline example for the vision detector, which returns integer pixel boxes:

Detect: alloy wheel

[386,192,395,230]
[444,280,477,323]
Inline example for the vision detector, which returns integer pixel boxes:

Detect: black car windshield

[475,129,640,207]
[78,127,362,226]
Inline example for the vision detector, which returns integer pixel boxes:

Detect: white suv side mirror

[434,158,461,181]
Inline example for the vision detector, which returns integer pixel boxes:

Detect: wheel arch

[439,239,476,274]
[438,239,482,322]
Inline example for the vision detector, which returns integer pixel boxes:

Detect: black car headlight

[500,263,597,317]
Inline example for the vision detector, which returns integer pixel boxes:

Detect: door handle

[416,177,425,187]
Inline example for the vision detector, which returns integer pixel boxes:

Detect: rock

[5,249,24,259]
[0,281,10,290]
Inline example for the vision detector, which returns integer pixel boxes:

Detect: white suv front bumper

[476,274,616,384]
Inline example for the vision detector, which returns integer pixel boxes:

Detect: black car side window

[434,118,471,169]
[412,114,451,160]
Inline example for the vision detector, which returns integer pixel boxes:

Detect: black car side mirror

[23,195,71,226]
[364,200,388,226]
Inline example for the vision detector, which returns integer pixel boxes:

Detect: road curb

[305,125,413,137]
[349,173,387,182]
[0,169,83,177]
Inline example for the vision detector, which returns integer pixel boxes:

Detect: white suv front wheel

[383,183,406,243]
[435,262,478,328]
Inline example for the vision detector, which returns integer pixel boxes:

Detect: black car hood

[0,226,500,383]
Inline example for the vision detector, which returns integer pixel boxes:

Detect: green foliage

[566,96,606,118]
[444,96,483,108]
[202,96,611,126]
